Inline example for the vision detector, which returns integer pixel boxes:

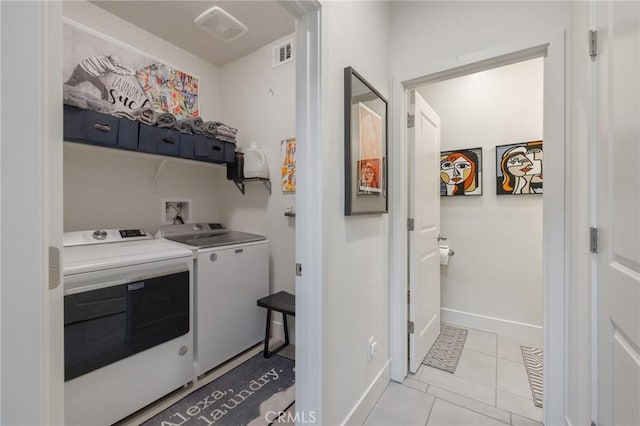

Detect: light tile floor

[365,328,544,426]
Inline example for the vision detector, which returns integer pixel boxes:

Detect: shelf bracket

[151,158,168,193]
[233,180,246,195]
[262,179,272,194]
[231,178,272,195]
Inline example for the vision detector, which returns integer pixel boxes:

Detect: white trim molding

[341,360,391,426]
[441,308,543,344]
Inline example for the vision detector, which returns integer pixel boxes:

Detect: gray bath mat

[422,324,468,373]
[142,354,295,426]
[521,345,543,408]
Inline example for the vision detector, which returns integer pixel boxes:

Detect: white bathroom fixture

[194,6,249,42]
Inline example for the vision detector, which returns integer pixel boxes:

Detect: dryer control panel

[64,229,152,247]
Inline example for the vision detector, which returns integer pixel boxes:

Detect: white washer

[157,223,269,377]
[63,229,194,426]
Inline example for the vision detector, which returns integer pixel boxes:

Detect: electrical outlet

[367,336,377,361]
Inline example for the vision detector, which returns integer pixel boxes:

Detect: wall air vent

[194,6,248,42]
[272,39,294,68]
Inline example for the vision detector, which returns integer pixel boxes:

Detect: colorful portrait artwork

[281,138,296,192]
[358,102,383,195]
[496,140,543,195]
[358,159,382,194]
[136,63,199,118]
[440,148,482,196]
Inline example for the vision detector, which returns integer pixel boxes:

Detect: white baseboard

[271,319,296,346]
[442,308,543,344]
[341,360,391,426]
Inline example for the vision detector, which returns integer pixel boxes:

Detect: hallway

[365,328,543,426]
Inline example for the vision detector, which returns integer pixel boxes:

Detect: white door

[595,2,640,425]
[408,90,441,373]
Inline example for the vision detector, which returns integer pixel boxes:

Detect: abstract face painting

[440,148,482,196]
[358,159,382,194]
[496,141,543,195]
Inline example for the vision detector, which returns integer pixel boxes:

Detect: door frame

[389,30,567,425]
[277,0,323,422]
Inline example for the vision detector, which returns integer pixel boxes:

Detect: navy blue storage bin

[64,105,237,165]
[224,142,236,163]
[63,105,139,150]
[138,125,181,157]
[194,136,225,163]
[179,135,195,159]
[82,111,120,147]
[117,118,139,150]
[63,106,86,141]
[64,106,119,147]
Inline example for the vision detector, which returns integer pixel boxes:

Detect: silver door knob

[438,234,447,241]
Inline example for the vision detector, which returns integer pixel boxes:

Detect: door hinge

[407,113,415,128]
[408,321,415,334]
[589,30,598,58]
[590,227,599,254]
[408,218,415,231]
[48,246,61,290]
[407,291,410,304]
[295,263,302,277]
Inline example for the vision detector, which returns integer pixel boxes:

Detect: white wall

[417,58,544,339]
[319,2,392,424]
[217,34,296,338]
[1,2,65,424]
[63,1,224,234]
[1,3,46,424]
[390,1,571,77]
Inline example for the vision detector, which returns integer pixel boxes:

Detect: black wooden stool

[257,291,295,358]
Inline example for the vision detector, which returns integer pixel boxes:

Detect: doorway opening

[50,1,321,425]
[390,33,567,426]
[408,57,545,422]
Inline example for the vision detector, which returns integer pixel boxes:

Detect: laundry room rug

[142,354,295,426]
[422,324,468,374]
[521,345,544,408]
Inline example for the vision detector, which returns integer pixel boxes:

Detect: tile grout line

[428,386,513,424]
[423,395,437,426]
[363,380,393,425]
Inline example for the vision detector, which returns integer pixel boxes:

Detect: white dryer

[63,229,194,426]
[157,223,269,377]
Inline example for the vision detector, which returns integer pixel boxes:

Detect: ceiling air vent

[194,6,248,42]
[272,39,294,68]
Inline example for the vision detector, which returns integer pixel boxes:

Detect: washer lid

[165,231,267,249]
[63,239,193,276]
